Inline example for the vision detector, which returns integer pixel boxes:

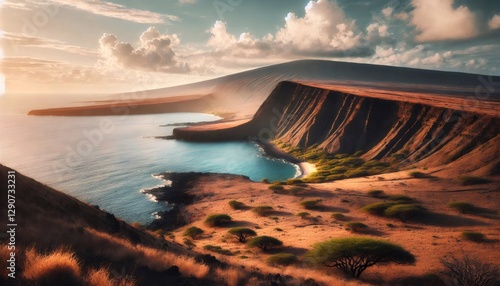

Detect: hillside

[28,60,500,117]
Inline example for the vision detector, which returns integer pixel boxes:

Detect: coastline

[256,140,317,178]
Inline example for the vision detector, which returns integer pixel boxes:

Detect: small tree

[227,228,257,242]
[252,206,274,216]
[441,254,498,286]
[183,226,204,239]
[307,237,415,278]
[300,199,323,210]
[247,236,283,251]
[228,200,245,210]
[384,204,426,222]
[204,214,232,227]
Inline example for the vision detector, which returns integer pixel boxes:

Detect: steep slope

[28,60,500,117]
[174,81,500,175]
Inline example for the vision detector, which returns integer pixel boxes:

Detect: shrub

[384,204,426,222]
[261,178,269,184]
[367,190,385,198]
[286,179,303,185]
[345,222,368,233]
[183,226,204,239]
[409,171,431,178]
[307,237,415,278]
[247,236,283,251]
[228,200,245,210]
[441,254,498,286]
[387,195,415,203]
[204,214,232,227]
[267,253,298,266]
[252,206,274,216]
[203,245,233,256]
[448,202,475,214]
[361,202,396,216]
[23,248,83,286]
[297,212,310,219]
[268,184,284,192]
[227,228,257,242]
[461,231,486,243]
[289,186,305,196]
[458,176,491,186]
[300,199,323,210]
[331,213,346,221]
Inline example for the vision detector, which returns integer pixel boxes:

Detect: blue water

[0,111,298,223]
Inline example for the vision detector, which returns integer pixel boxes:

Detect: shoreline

[256,140,317,178]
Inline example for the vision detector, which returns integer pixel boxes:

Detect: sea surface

[0,96,298,223]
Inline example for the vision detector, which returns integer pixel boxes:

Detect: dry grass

[216,268,243,286]
[87,267,135,286]
[23,248,83,286]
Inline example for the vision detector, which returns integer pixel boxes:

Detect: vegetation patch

[300,199,323,210]
[361,202,397,216]
[247,236,283,251]
[384,204,426,222]
[267,253,298,266]
[227,227,257,243]
[345,222,368,233]
[203,245,233,256]
[252,206,274,216]
[183,226,204,239]
[458,176,492,186]
[409,171,432,178]
[331,212,347,221]
[228,200,245,210]
[461,231,486,243]
[297,212,310,219]
[448,202,476,214]
[367,190,385,198]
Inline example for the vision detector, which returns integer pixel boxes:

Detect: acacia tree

[228,227,257,242]
[247,236,283,251]
[441,254,498,286]
[307,237,415,278]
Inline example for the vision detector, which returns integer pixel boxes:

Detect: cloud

[382,7,393,18]
[489,15,500,30]
[179,0,197,4]
[47,0,178,24]
[99,27,190,73]
[3,32,97,56]
[410,0,478,42]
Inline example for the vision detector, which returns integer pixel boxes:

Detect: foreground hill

[28,60,500,117]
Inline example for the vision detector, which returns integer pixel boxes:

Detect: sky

[1,0,499,94]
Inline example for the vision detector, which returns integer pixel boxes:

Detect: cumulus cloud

[410,0,478,42]
[489,15,500,30]
[99,27,190,73]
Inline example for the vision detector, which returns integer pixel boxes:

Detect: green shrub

[458,176,491,186]
[228,200,245,210]
[286,179,303,185]
[361,202,396,216]
[384,204,426,222]
[247,236,283,251]
[183,226,204,239]
[448,202,476,214]
[409,171,431,178]
[461,231,486,242]
[252,206,274,216]
[345,222,368,233]
[300,199,323,210]
[289,186,305,196]
[267,253,298,266]
[297,212,310,219]
[387,195,415,203]
[204,214,232,227]
[268,184,284,192]
[227,227,257,242]
[203,245,233,256]
[367,190,385,198]
[307,237,415,278]
[331,213,346,221]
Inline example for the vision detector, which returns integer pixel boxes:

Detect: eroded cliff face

[249,81,500,173]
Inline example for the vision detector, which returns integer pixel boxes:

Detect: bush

[384,204,426,222]
[307,237,415,278]
[289,186,305,196]
[203,245,233,256]
[267,253,298,266]
[441,254,498,286]
[409,171,431,178]
[23,248,83,286]
[300,199,323,210]
[228,200,245,210]
[345,222,368,233]
[204,214,232,227]
[183,226,204,239]
[448,202,476,214]
[247,236,283,251]
[387,195,415,203]
[297,212,310,219]
[268,184,284,192]
[331,213,346,221]
[459,176,491,186]
[228,228,257,242]
[286,179,303,185]
[461,231,486,242]
[261,178,269,184]
[361,202,396,216]
[367,190,385,198]
[252,206,274,216]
